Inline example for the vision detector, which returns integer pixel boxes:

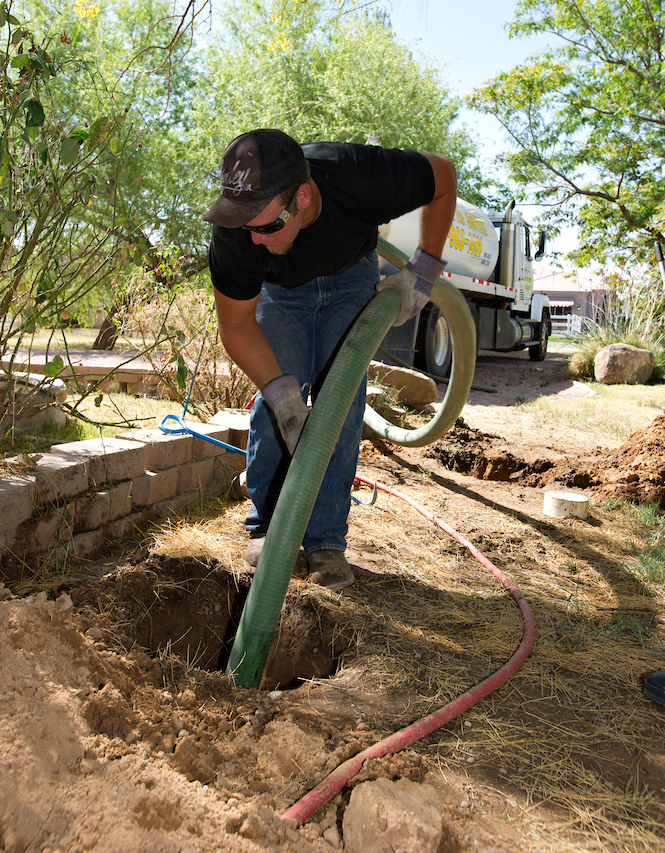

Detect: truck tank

[379,198,499,280]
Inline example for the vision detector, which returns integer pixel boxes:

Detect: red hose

[281,475,536,825]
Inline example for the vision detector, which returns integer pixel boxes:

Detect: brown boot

[244,536,266,572]
[308,550,355,590]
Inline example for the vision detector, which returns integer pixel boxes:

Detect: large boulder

[342,777,447,853]
[593,344,655,385]
[367,361,438,406]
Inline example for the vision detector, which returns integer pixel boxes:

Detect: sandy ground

[1,345,665,853]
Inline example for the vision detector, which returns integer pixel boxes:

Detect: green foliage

[620,501,665,585]
[192,1,487,208]
[1,0,209,428]
[467,0,665,269]
[111,259,255,416]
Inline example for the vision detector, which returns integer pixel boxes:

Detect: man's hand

[262,374,309,454]
[377,247,446,326]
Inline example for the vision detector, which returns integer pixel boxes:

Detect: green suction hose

[226,277,476,689]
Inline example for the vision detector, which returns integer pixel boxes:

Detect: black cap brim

[203,193,272,228]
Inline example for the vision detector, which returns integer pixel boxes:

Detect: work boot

[644,671,665,706]
[244,536,266,573]
[308,549,355,590]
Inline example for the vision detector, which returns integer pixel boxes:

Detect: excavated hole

[105,555,351,691]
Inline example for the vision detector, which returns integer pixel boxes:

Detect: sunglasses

[241,189,298,234]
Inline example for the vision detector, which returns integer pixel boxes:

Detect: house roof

[533,262,606,294]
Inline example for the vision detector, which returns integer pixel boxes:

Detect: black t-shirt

[208,141,435,300]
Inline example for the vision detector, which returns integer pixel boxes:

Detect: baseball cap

[203,129,308,228]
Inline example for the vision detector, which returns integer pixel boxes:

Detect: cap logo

[222,159,254,196]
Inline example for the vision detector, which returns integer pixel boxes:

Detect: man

[204,129,456,590]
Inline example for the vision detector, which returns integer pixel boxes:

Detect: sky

[387,0,551,155]
[386,1,578,259]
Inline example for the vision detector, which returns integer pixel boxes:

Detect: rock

[367,361,438,406]
[594,344,655,385]
[342,777,445,853]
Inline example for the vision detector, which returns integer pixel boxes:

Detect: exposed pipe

[281,475,536,826]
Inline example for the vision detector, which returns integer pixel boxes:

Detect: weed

[635,552,665,583]
[596,610,657,647]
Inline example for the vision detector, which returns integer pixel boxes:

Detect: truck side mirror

[535,230,546,261]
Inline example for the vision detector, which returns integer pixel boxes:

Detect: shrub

[113,262,255,417]
[568,268,665,381]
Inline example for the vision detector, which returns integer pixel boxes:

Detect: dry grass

[6,339,664,850]
[4,326,665,851]
[463,383,665,448]
[144,457,665,852]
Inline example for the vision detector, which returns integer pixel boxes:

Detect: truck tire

[528,309,550,362]
[414,303,452,377]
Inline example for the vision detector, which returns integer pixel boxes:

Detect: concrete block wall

[0,409,249,578]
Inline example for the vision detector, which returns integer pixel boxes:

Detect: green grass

[607,501,665,588]
[514,381,665,443]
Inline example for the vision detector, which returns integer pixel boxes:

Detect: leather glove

[261,374,308,455]
[376,247,446,326]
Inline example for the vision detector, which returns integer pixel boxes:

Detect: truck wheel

[528,311,550,361]
[414,303,452,377]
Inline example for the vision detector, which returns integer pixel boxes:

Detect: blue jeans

[245,251,380,554]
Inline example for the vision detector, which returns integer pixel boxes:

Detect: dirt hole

[69,554,352,690]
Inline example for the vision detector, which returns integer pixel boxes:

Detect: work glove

[377,247,446,326]
[261,374,309,455]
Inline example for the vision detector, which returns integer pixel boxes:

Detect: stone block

[12,508,73,559]
[63,528,107,562]
[208,408,251,451]
[50,437,147,488]
[74,481,133,533]
[151,489,200,521]
[115,428,193,470]
[186,423,232,460]
[3,452,89,505]
[106,511,150,543]
[368,360,438,405]
[0,475,36,538]
[177,458,215,493]
[131,468,179,507]
[212,454,247,493]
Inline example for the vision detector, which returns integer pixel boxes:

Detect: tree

[0,0,208,427]
[3,0,211,352]
[467,0,665,268]
[191,0,487,207]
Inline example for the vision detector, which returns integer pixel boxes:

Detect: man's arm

[213,288,282,389]
[213,287,308,454]
[376,152,458,326]
[419,152,457,260]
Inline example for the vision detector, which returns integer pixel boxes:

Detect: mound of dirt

[426,413,665,508]
[425,418,560,482]
[591,411,665,508]
[0,576,429,853]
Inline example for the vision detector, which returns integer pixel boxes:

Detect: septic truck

[378,198,550,374]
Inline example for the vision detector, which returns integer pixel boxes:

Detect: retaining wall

[0,408,250,581]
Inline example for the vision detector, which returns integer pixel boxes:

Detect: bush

[568,271,665,381]
[114,263,255,417]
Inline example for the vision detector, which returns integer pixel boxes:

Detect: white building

[533,262,607,335]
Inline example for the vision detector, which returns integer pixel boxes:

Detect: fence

[551,315,582,337]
